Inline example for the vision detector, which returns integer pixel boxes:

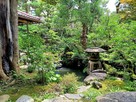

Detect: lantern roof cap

[85,47,106,53]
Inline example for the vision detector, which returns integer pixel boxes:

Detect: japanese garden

[0,0,136,102]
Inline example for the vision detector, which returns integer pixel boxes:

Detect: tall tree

[0,0,19,80]
[57,0,101,49]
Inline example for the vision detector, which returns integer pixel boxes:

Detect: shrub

[84,88,102,101]
[60,73,79,93]
[44,82,63,93]
[105,64,117,76]
[44,71,61,83]
[33,52,61,84]
[122,72,131,81]
[35,68,61,85]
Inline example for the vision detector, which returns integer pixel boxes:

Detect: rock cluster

[1,90,136,102]
[96,92,136,102]
[83,69,107,89]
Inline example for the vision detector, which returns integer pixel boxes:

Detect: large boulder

[16,95,34,102]
[84,70,107,84]
[96,92,136,102]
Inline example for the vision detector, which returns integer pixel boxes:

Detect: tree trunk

[81,23,88,49]
[0,42,9,80]
[0,0,19,80]
[10,0,19,73]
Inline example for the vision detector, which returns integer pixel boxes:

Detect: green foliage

[54,0,102,48]
[27,65,35,73]
[123,80,136,91]
[105,64,117,76]
[105,64,134,80]
[131,74,136,80]
[84,88,102,101]
[44,82,63,94]
[16,1,136,101]
[34,93,55,102]
[35,53,61,84]
[36,70,61,84]
[84,78,134,101]
[19,25,61,84]
[60,73,79,93]
[19,25,45,75]
[41,73,80,94]
[103,80,124,88]
[104,75,136,91]
[44,30,63,53]
[57,0,102,27]
[88,13,136,73]
[61,43,87,69]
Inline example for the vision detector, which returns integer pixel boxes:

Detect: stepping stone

[42,97,72,102]
[77,85,91,93]
[0,94,10,102]
[64,94,83,100]
[16,95,34,102]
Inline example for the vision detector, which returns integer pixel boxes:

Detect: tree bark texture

[81,23,88,49]
[0,0,19,80]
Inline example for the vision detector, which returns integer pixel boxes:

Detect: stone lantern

[85,47,105,74]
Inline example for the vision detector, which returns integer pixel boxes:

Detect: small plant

[123,80,136,91]
[44,82,63,93]
[83,88,102,102]
[43,93,56,100]
[105,64,117,76]
[35,69,61,84]
[34,93,56,102]
[60,73,79,93]
[45,71,61,83]
[35,53,61,84]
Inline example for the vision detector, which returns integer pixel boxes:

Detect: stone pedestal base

[87,60,103,74]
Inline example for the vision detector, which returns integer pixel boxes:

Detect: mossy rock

[102,79,124,88]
